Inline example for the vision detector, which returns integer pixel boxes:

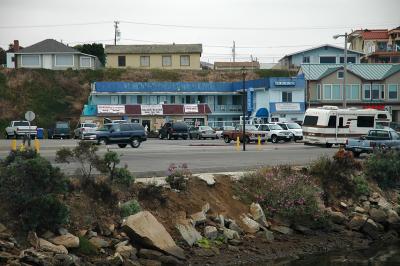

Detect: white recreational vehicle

[303,106,391,147]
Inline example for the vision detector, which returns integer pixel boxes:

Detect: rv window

[303,116,318,126]
[328,116,337,128]
[357,116,374,127]
[339,117,344,128]
[377,114,387,119]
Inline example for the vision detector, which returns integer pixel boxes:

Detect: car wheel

[167,133,172,140]
[6,133,10,139]
[271,135,278,143]
[182,136,187,140]
[98,138,107,145]
[118,144,127,148]
[189,135,193,140]
[159,133,164,139]
[224,136,231,143]
[131,138,141,148]
[197,134,201,140]
[325,143,333,148]
[80,133,84,140]
[245,136,250,143]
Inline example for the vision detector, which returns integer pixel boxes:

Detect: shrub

[138,182,167,204]
[364,150,400,188]
[96,151,135,185]
[82,179,117,203]
[165,163,191,190]
[353,175,370,196]
[77,236,98,255]
[120,199,141,217]
[0,150,69,231]
[113,166,135,186]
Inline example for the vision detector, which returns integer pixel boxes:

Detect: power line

[0,21,112,29]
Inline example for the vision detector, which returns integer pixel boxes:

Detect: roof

[361,30,389,40]
[300,63,400,81]
[15,39,81,54]
[105,44,202,54]
[280,44,364,61]
[214,61,260,68]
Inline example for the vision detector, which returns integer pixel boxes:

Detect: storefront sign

[274,81,296,86]
[275,103,301,111]
[247,88,254,112]
[141,105,163,115]
[97,105,125,114]
[184,104,199,113]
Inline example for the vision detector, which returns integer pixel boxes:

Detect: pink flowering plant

[165,163,191,190]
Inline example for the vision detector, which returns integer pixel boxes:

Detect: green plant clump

[120,199,141,217]
[76,236,98,255]
[364,150,400,188]
[353,175,370,196]
[165,163,191,190]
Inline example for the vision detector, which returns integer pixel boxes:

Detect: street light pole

[242,68,247,151]
[333,32,348,108]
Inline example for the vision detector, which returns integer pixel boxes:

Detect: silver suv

[275,122,303,142]
[256,123,293,143]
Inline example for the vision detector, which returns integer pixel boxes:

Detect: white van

[303,106,391,147]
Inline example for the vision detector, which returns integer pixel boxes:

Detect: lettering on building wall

[275,103,301,111]
[141,105,163,115]
[184,104,199,113]
[97,105,126,114]
[274,81,296,86]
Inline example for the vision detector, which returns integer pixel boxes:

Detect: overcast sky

[1,0,399,63]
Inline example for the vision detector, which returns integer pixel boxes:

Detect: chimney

[13,40,19,52]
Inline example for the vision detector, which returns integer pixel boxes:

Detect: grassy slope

[0,68,297,135]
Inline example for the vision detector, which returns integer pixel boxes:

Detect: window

[282,91,292,102]
[170,96,175,104]
[55,55,74,66]
[327,116,337,128]
[339,117,344,128]
[120,124,131,131]
[345,84,360,100]
[357,116,374,127]
[180,55,190,66]
[323,84,341,100]
[232,95,241,105]
[140,56,150,67]
[317,84,321,100]
[302,56,310,63]
[323,85,332,100]
[337,71,344,79]
[388,84,398,100]
[339,56,356,63]
[303,116,318,126]
[120,95,126,104]
[137,95,142,104]
[162,55,172,67]
[118,56,126,67]
[371,84,384,100]
[217,95,224,105]
[377,41,387,51]
[80,57,91,68]
[320,56,336,63]
[363,84,371,100]
[21,55,40,66]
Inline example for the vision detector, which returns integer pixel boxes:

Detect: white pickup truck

[5,120,37,139]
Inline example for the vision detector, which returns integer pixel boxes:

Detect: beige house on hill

[105,44,202,70]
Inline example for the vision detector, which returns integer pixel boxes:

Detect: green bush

[353,175,370,196]
[77,236,98,255]
[166,163,191,190]
[0,150,69,231]
[120,199,141,217]
[364,150,400,188]
[96,151,135,185]
[114,167,134,186]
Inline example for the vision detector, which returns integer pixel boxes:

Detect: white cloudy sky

[0,0,399,63]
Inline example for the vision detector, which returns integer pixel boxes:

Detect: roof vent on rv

[322,105,339,110]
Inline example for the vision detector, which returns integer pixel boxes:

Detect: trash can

[36,128,44,139]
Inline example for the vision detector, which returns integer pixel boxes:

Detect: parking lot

[0,138,337,177]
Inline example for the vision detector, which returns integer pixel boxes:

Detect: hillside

[0,68,296,135]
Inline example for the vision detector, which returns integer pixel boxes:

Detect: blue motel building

[82,76,305,130]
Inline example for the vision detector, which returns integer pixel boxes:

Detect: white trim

[80,56,92,68]
[337,70,344,79]
[55,54,74,67]
[20,54,41,67]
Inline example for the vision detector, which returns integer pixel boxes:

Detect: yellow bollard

[34,138,40,153]
[236,136,240,151]
[19,143,25,152]
[11,139,17,151]
[257,135,262,150]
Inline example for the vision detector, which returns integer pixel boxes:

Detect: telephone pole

[232,41,236,62]
[114,21,120,45]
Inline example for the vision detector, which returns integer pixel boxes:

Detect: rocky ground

[0,174,400,266]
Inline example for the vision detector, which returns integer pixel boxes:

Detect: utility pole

[242,68,247,151]
[232,41,236,62]
[114,21,120,45]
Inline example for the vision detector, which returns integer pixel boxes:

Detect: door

[43,55,52,69]
[142,120,150,132]
[111,96,119,104]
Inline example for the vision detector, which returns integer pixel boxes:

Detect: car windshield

[245,126,258,131]
[223,126,235,130]
[84,123,97,128]
[268,124,283,130]
[287,123,301,129]
[56,123,69,128]
[14,121,30,126]
[98,125,112,131]
[200,126,212,131]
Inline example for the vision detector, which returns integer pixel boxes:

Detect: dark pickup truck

[345,128,400,157]
[47,121,71,139]
[158,122,189,140]
[96,123,147,148]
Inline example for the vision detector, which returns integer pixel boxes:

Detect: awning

[255,108,269,118]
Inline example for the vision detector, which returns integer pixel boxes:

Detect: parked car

[345,128,400,157]
[189,126,200,139]
[256,124,293,143]
[215,126,235,138]
[74,122,98,140]
[272,122,303,141]
[222,125,267,143]
[5,120,37,139]
[158,122,189,140]
[197,126,218,139]
[47,121,70,139]
[96,123,147,148]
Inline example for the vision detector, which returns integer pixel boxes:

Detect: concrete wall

[106,53,201,70]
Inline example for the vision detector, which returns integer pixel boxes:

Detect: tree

[0,47,6,66]
[74,43,105,65]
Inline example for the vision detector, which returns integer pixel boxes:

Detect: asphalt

[0,138,338,177]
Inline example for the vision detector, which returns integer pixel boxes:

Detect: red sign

[363,104,385,110]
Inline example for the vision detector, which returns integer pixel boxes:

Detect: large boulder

[175,221,202,246]
[387,209,400,224]
[204,226,218,240]
[329,210,347,224]
[122,211,184,259]
[347,214,368,230]
[362,219,381,240]
[240,215,260,234]
[190,212,207,226]
[250,203,269,227]
[223,228,240,240]
[270,225,293,235]
[49,233,79,249]
[369,208,387,223]
[38,238,68,254]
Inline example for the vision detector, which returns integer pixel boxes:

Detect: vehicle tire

[80,133,84,140]
[197,134,201,140]
[118,144,127,148]
[167,133,172,140]
[98,138,108,145]
[325,143,333,148]
[224,136,231,143]
[74,134,78,139]
[6,133,10,139]
[271,135,278,143]
[159,133,164,139]
[244,136,250,143]
[189,134,193,140]
[130,138,141,148]
[182,135,188,140]
[173,136,178,140]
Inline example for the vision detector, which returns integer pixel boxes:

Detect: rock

[122,211,184,260]
[115,240,130,248]
[362,219,380,240]
[190,212,207,226]
[355,206,366,214]
[27,231,39,248]
[228,239,242,246]
[293,225,313,235]
[270,225,293,235]
[240,215,260,234]
[38,238,68,254]
[347,214,368,230]
[250,203,269,227]
[362,201,371,212]
[106,254,124,265]
[78,230,87,237]
[42,231,55,240]
[329,211,347,224]
[19,248,50,265]
[228,245,240,252]
[58,228,69,235]
[138,248,164,260]
[87,230,97,238]
[89,237,110,249]
[223,228,240,240]
[340,202,348,209]
[0,223,7,233]
[116,245,137,260]
[202,203,210,214]
[175,222,202,246]
[195,173,216,186]
[50,233,79,248]
[262,229,274,242]
[204,226,218,240]
[369,208,387,223]
[228,221,243,234]
[159,255,184,265]
[0,240,14,250]
[52,254,81,266]
[378,197,392,210]
[139,258,162,266]
[372,192,380,199]
[359,195,368,202]
[0,251,15,263]
[218,214,225,227]
[124,259,142,266]
[387,209,400,224]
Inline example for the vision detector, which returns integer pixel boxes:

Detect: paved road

[0,139,338,177]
